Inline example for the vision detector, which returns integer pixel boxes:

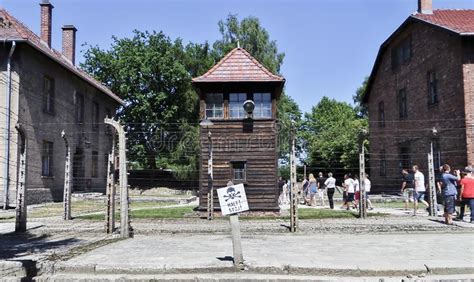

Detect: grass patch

[131,206,195,219]
[26,201,174,219]
[77,206,196,220]
[296,208,358,219]
[295,208,388,219]
[29,201,104,218]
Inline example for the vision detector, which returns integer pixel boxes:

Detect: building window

[231,161,246,182]
[398,88,407,118]
[428,71,438,104]
[41,141,54,177]
[92,102,100,131]
[43,76,55,114]
[75,92,84,123]
[399,143,411,170]
[401,38,412,62]
[391,36,412,70]
[229,93,247,119]
[433,139,442,170]
[254,93,272,118]
[378,101,385,127]
[380,150,386,177]
[91,151,99,178]
[205,93,224,119]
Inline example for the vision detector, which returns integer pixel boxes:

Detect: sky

[1,0,473,114]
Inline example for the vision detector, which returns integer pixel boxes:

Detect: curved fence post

[104,118,131,238]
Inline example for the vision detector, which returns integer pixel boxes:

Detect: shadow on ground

[0,230,80,260]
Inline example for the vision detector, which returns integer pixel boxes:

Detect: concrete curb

[46,262,474,277]
[0,259,37,278]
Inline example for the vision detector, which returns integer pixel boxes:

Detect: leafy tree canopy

[353,76,369,118]
[82,30,206,174]
[303,97,368,175]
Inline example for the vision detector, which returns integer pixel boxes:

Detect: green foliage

[303,97,368,173]
[81,15,302,178]
[277,93,303,162]
[82,31,210,178]
[213,14,284,74]
[353,76,369,118]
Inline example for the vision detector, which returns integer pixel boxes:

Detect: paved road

[56,232,474,276]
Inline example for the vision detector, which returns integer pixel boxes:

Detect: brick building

[0,1,123,206]
[363,0,474,193]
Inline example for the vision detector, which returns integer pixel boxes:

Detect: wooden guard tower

[192,47,285,211]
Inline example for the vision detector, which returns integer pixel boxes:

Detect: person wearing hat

[459,166,474,223]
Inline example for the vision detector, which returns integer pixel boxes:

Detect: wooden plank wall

[199,120,279,211]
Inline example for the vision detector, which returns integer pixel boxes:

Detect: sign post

[217,183,249,269]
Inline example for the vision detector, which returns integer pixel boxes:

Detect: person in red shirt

[459,166,474,223]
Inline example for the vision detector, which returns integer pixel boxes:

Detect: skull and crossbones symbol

[224,187,241,202]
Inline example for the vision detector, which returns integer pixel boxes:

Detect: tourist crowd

[278,164,474,224]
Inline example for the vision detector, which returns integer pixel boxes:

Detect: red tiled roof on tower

[0,8,124,104]
[411,10,474,34]
[193,47,284,82]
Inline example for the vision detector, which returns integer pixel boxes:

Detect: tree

[213,14,302,163]
[82,31,202,176]
[303,97,368,175]
[353,76,369,118]
[213,14,284,74]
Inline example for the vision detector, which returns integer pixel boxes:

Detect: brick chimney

[62,25,77,65]
[418,0,433,14]
[40,0,54,47]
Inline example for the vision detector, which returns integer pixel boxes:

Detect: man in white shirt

[343,174,356,210]
[364,174,374,210]
[413,165,429,213]
[324,172,336,209]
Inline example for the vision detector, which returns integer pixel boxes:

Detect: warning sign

[217,184,249,216]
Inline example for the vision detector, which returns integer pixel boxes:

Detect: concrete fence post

[428,144,437,217]
[106,137,116,233]
[289,124,298,232]
[61,131,72,220]
[359,130,368,219]
[15,124,27,232]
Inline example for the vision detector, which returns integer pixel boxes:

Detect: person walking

[343,174,356,210]
[459,166,474,223]
[308,173,318,206]
[278,178,287,205]
[278,176,285,203]
[401,169,415,210]
[440,164,461,224]
[282,179,289,205]
[364,174,374,210]
[324,172,336,209]
[456,169,470,220]
[317,172,326,206]
[353,175,360,208]
[413,165,429,213]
